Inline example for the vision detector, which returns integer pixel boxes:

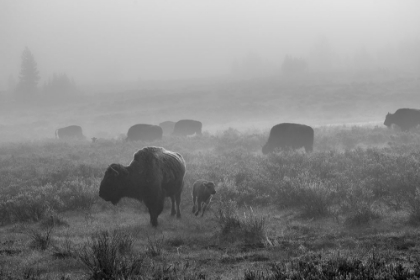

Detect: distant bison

[262,123,314,154]
[126,124,163,142]
[192,179,216,217]
[172,119,202,136]
[159,121,176,135]
[384,108,420,131]
[99,146,186,227]
[55,125,84,140]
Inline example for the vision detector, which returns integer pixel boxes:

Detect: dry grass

[0,204,419,279]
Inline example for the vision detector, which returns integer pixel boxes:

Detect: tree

[43,72,78,96]
[15,47,40,96]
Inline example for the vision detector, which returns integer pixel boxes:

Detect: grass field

[2,124,420,279]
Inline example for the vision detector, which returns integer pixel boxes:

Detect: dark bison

[55,125,84,140]
[159,121,176,135]
[99,146,186,227]
[384,108,420,131]
[172,119,202,136]
[192,179,216,217]
[126,124,163,142]
[262,123,314,154]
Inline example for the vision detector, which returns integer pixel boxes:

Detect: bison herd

[73,108,420,226]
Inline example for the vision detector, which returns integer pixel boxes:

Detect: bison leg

[195,200,202,216]
[150,212,159,227]
[201,203,208,217]
[175,192,181,219]
[192,196,197,214]
[170,196,176,216]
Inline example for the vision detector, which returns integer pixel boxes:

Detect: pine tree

[16,47,40,96]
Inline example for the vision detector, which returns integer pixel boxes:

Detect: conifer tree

[16,47,40,96]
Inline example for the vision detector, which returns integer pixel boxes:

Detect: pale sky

[1,0,419,88]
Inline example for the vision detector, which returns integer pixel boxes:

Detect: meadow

[2,125,420,279]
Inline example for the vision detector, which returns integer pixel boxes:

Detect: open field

[1,74,420,142]
[2,125,420,279]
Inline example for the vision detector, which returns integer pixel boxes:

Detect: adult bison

[172,119,202,136]
[262,123,314,154]
[55,125,85,140]
[384,108,420,131]
[159,121,176,136]
[126,124,163,142]
[99,146,186,227]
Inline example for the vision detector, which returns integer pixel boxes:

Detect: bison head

[99,164,129,205]
[205,181,216,195]
[384,112,393,128]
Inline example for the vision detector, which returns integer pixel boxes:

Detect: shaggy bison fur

[384,108,420,131]
[262,123,314,154]
[172,119,202,136]
[126,124,163,142]
[192,179,216,217]
[99,146,186,227]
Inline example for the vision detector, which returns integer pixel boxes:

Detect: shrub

[78,230,145,280]
[1,191,49,224]
[29,225,54,250]
[215,200,267,248]
[214,200,241,237]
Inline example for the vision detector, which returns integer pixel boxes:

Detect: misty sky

[1,0,419,88]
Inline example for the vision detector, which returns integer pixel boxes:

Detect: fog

[1,1,420,142]
[1,0,419,86]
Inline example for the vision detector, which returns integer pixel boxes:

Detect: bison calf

[192,179,216,217]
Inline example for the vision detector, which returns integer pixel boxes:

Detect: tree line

[10,47,80,99]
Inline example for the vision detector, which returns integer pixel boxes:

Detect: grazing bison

[159,121,176,136]
[99,146,186,227]
[126,124,163,142]
[384,108,420,131]
[192,179,216,217]
[262,123,314,154]
[172,119,202,136]
[55,125,84,140]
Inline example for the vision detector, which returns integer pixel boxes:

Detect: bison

[172,119,202,136]
[192,179,216,217]
[262,123,314,154]
[384,108,420,131]
[99,146,186,227]
[159,121,176,136]
[55,125,85,140]
[126,124,163,142]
